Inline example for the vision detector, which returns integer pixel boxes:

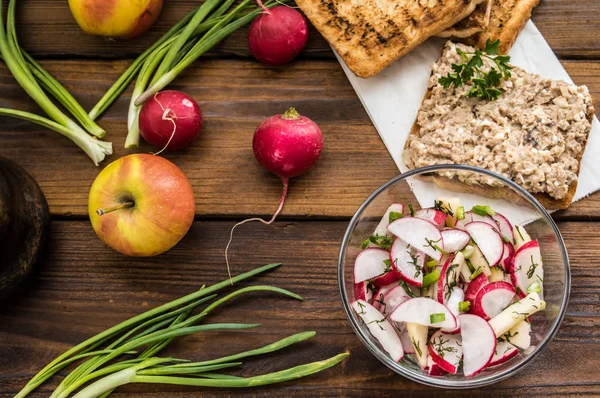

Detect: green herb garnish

[399,280,418,298]
[422,268,441,288]
[471,205,496,217]
[526,255,539,279]
[362,235,393,250]
[430,313,446,324]
[412,337,423,357]
[430,335,458,359]
[469,266,484,280]
[426,259,438,269]
[389,211,403,223]
[408,204,415,217]
[456,206,465,220]
[438,39,512,101]
[367,319,386,331]
[424,238,446,254]
[434,200,453,216]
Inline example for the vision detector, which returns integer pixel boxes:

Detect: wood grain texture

[10,0,600,60]
[0,220,598,397]
[0,59,598,219]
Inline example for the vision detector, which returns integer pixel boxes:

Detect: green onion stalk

[0,0,112,165]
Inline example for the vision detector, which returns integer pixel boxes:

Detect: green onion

[430,313,446,324]
[471,205,496,217]
[469,266,484,280]
[458,301,471,312]
[456,206,465,220]
[425,259,438,269]
[422,268,441,288]
[527,281,542,294]
[462,245,475,260]
[408,203,415,217]
[389,211,403,223]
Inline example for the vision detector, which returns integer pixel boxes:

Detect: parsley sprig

[438,39,513,101]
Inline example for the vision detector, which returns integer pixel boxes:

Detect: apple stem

[96,202,135,216]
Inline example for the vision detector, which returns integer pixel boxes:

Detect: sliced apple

[390,238,425,287]
[509,240,544,298]
[390,297,457,329]
[488,292,546,337]
[471,281,516,320]
[513,225,532,250]
[414,208,447,230]
[492,212,514,242]
[428,330,463,374]
[469,244,492,277]
[388,217,444,261]
[465,222,504,267]
[435,197,462,228]
[489,340,519,367]
[406,322,429,369]
[371,203,405,240]
[504,320,531,350]
[396,323,415,354]
[488,266,505,282]
[354,248,392,283]
[352,300,404,361]
[459,314,496,377]
[440,228,471,253]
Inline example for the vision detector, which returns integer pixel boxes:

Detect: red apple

[88,154,195,256]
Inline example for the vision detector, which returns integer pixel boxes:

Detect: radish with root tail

[225,108,323,279]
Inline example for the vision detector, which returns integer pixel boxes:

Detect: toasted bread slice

[438,0,493,39]
[404,42,596,210]
[296,0,485,78]
[463,0,540,53]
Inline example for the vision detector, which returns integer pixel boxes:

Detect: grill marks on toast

[438,0,493,38]
[297,0,483,77]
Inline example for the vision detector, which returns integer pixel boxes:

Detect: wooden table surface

[1,1,599,396]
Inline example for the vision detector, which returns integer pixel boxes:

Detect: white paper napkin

[336,21,600,225]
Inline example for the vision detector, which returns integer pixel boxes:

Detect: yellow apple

[68,0,163,39]
[88,154,195,257]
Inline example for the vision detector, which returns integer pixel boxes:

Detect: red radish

[488,292,545,337]
[456,211,496,230]
[437,255,460,305]
[397,324,415,354]
[371,284,396,312]
[492,212,514,242]
[414,208,447,229]
[509,240,544,298]
[442,286,464,334]
[371,266,402,288]
[352,300,404,361]
[440,228,470,253]
[465,273,489,303]
[381,286,412,315]
[459,314,496,377]
[500,242,515,271]
[353,248,390,283]
[371,203,404,239]
[427,356,448,376]
[388,217,444,261]
[465,222,504,266]
[225,108,323,277]
[354,280,375,302]
[390,238,425,287]
[248,6,308,66]
[139,90,202,152]
[489,341,519,367]
[428,330,463,374]
[390,298,457,329]
[471,281,516,320]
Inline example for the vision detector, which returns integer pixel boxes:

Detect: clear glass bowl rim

[337,164,571,389]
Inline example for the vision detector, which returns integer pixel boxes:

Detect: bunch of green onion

[89,0,288,149]
[0,0,112,165]
[14,263,348,398]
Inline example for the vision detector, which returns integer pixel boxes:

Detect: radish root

[151,94,177,156]
[225,178,289,284]
[256,0,271,13]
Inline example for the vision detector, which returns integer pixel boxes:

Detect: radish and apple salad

[352,198,546,377]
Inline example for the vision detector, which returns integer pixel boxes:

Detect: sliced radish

[442,286,464,334]
[437,255,461,305]
[388,217,444,261]
[371,267,402,288]
[440,229,470,253]
[354,280,375,302]
[488,292,545,337]
[500,242,515,271]
[354,248,391,283]
[435,197,462,228]
[414,208,447,229]
[371,203,405,239]
[390,238,424,287]
[427,355,448,376]
[352,300,404,361]
[428,330,463,374]
[465,272,489,303]
[381,286,412,316]
[390,298,457,329]
[396,323,415,354]
[456,211,496,230]
[371,284,396,312]
[514,225,532,250]
[406,322,429,369]
[509,240,544,298]
[471,281,516,320]
[465,222,504,266]
[505,320,531,350]
[492,213,514,242]
[489,340,519,367]
[459,314,496,377]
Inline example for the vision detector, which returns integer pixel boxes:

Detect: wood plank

[11,0,600,60]
[0,58,599,219]
[0,220,598,396]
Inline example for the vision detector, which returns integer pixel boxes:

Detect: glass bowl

[338,164,570,389]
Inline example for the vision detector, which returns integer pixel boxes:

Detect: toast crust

[463,0,540,53]
[296,0,485,78]
[437,0,493,39]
